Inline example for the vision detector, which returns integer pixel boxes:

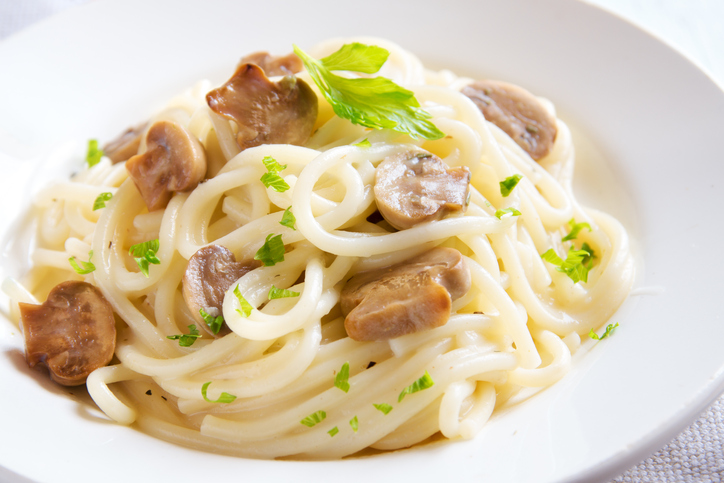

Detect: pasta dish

[1,37,634,459]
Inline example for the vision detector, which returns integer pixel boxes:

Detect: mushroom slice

[126,120,207,211]
[182,245,260,337]
[206,63,318,151]
[103,122,148,164]
[239,51,303,76]
[461,80,557,161]
[374,150,471,230]
[19,281,116,386]
[341,247,471,342]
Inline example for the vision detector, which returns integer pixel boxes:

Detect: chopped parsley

[268,285,300,300]
[328,426,339,437]
[334,362,350,393]
[199,308,224,335]
[300,410,326,427]
[233,285,253,318]
[86,139,103,167]
[254,233,285,266]
[589,322,619,341]
[541,246,592,283]
[68,250,95,274]
[562,218,592,242]
[201,381,236,403]
[260,156,290,192]
[167,324,201,347]
[354,138,371,147]
[279,206,296,230]
[499,174,523,197]
[373,403,393,415]
[581,242,596,269]
[128,239,160,277]
[398,371,434,402]
[92,192,113,211]
[293,42,444,140]
[495,207,522,220]
[349,416,359,433]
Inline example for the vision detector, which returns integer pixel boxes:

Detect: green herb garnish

[293,43,444,140]
[334,362,350,393]
[268,285,300,300]
[328,426,339,437]
[349,415,359,433]
[373,403,393,415]
[92,192,113,211]
[589,322,619,341]
[398,370,434,402]
[254,233,285,266]
[129,239,160,277]
[86,139,103,167]
[562,218,592,242]
[499,174,523,197]
[354,138,371,147]
[201,381,236,403]
[541,246,592,283]
[167,324,201,347]
[494,207,522,219]
[279,206,296,230]
[233,285,253,318]
[68,250,95,274]
[199,308,224,335]
[260,156,290,192]
[300,410,327,427]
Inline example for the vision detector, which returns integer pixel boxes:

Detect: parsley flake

[589,322,619,341]
[268,285,300,300]
[499,174,523,197]
[495,207,522,219]
[398,371,434,402]
[93,192,113,211]
[86,139,103,167]
[328,426,339,437]
[260,156,290,192]
[373,403,393,415]
[279,206,296,230]
[68,250,95,274]
[541,246,592,283]
[334,362,350,393]
[562,218,592,242]
[293,43,444,141]
[354,138,372,148]
[349,415,359,433]
[254,233,285,266]
[167,324,201,347]
[199,308,224,335]
[233,285,253,318]
[201,381,237,404]
[300,410,326,427]
[128,239,160,277]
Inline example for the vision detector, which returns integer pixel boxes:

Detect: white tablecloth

[2,0,723,481]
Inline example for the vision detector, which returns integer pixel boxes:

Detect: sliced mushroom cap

[19,281,116,386]
[341,247,471,341]
[374,150,471,230]
[461,80,557,161]
[206,63,318,151]
[182,245,260,337]
[239,51,303,77]
[103,122,148,164]
[126,120,207,211]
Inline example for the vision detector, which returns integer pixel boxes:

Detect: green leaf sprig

[268,285,300,300]
[500,174,523,197]
[495,207,522,220]
[541,246,592,283]
[334,362,350,393]
[254,233,285,266]
[167,324,201,347]
[373,403,393,415]
[398,371,434,402]
[349,416,359,433]
[93,192,113,211]
[86,139,104,167]
[589,322,619,341]
[233,285,253,318]
[328,426,339,437]
[69,250,95,275]
[279,207,296,230]
[300,410,327,427]
[260,156,290,192]
[293,42,444,141]
[201,381,237,404]
[199,308,224,335]
[562,218,592,242]
[129,239,160,277]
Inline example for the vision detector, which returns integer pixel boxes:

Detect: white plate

[1,0,723,482]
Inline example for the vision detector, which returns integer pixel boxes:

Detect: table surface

[1,0,723,482]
